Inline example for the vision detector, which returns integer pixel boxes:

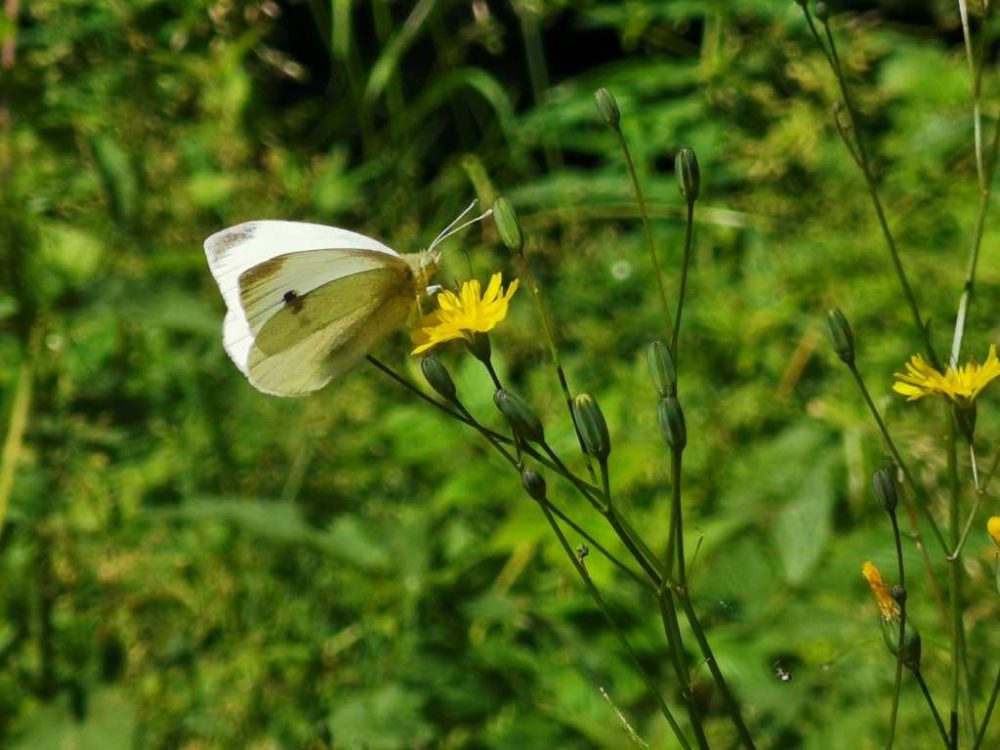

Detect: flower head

[862,561,900,621]
[892,345,1000,403]
[411,273,519,355]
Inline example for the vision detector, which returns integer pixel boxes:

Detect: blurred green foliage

[1,0,999,747]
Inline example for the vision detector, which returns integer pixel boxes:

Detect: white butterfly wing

[204,220,403,381]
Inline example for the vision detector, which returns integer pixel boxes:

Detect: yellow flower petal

[892,346,1000,403]
[410,273,519,355]
[862,561,900,622]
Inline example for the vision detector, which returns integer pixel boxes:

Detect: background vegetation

[2,0,999,747]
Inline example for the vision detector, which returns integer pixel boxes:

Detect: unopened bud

[420,355,456,401]
[815,1,830,21]
[494,388,545,443]
[675,147,700,202]
[871,465,900,513]
[521,469,547,501]
[826,308,855,366]
[647,340,677,397]
[492,196,523,254]
[881,617,922,672]
[594,87,621,129]
[573,393,611,461]
[657,397,687,452]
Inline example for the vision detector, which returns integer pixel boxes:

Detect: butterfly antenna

[428,201,493,256]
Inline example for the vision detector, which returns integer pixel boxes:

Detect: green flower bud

[521,469,547,501]
[880,616,922,672]
[675,147,700,203]
[573,393,611,461]
[871,465,900,514]
[647,340,677,397]
[594,87,621,129]
[494,388,545,443]
[826,308,855,366]
[420,355,457,402]
[657,397,687,452]
[815,1,829,22]
[492,196,524,254]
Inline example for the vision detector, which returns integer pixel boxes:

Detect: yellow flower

[862,561,900,621]
[411,273,519,355]
[892,345,1000,402]
[988,517,1000,550]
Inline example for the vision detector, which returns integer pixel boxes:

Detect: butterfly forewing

[246,267,418,395]
[237,249,408,339]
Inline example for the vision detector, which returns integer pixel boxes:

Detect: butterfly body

[204,220,437,397]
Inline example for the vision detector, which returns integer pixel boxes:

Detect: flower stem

[803,8,940,369]
[974,664,1000,749]
[847,365,948,554]
[611,125,676,343]
[916,669,952,749]
[674,586,758,749]
[534,499,692,748]
[886,509,906,750]
[671,200,695,360]
[511,251,598,483]
[946,417,975,745]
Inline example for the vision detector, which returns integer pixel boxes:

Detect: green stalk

[946,418,975,745]
[886,510,906,749]
[917,669,953,748]
[512,251,597,483]
[675,588,758,749]
[610,124,676,343]
[671,200,695,360]
[847,366,948,553]
[534,499,692,748]
[974,665,1000,748]
[802,8,940,368]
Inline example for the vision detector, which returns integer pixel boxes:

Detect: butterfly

[204,204,487,397]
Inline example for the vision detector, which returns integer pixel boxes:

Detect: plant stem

[534,499,692,748]
[848,365,948,554]
[674,587,758,749]
[671,200,695,359]
[916,669,953,749]
[803,9,940,368]
[512,251,597,483]
[612,126,676,343]
[657,586,710,750]
[886,509,906,750]
[946,417,975,745]
[974,664,1000,748]
[664,450,687,582]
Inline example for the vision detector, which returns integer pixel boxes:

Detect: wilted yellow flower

[892,345,1000,403]
[411,273,519,355]
[988,517,1000,550]
[862,561,900,621]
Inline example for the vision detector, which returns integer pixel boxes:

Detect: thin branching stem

[886,510,906,749]
[673,586,758,749]
[916,669,953,749]
[803,8,940,368]
[974,664,1000,749]
[512,251,597,483]
[611,125,676,343]
[847,365,948,554]
[946,418,975,744]
[534,499,692,748]
[671,200,695,359]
